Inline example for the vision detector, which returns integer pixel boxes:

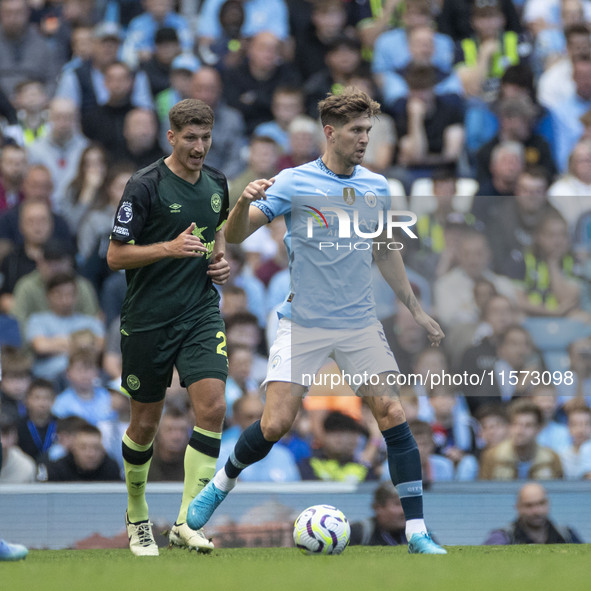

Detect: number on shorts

[216,331,227,357]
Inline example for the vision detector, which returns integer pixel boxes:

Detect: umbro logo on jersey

[169,203,182,213]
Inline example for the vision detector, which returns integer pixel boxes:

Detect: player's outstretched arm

[107,222,208,271]
[225,179,274,243]
[374,241,445,347]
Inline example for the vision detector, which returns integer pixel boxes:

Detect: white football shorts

[264,317,399,392]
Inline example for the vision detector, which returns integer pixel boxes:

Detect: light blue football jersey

[253,158,393,329]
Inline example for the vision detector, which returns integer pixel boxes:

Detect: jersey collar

[315,157,357,179]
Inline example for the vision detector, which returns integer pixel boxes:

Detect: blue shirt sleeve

[252,168,295,222]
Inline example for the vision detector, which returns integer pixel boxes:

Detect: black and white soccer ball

[293,504,351,555]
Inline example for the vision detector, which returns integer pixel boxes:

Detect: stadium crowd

[1,0,591,487]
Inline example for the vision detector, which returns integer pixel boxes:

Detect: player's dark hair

[317,86,380,127]
[169,98,214,131]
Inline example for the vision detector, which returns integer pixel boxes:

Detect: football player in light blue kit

[188,88,447,554]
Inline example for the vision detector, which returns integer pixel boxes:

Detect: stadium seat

[386,178,407,210]
[408,178,479,216]
[522,317,591,353]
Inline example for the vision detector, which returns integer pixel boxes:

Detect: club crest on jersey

[211,193,222,213]
[117,201,133,224]
[127,375,140,391]
[364,191,377,208]
[343,187,355,205]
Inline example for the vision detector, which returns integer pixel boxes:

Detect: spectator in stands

[26,275,104,385]
[148,404,192,481]
[26,97,89,208]
[530,385,572,453]
[537,24,591,110]
[556,336,591,413]
[559,403,591,479]
[253,86,305,153]
[472,141,525,223]
[224,345,260,422]
[513,210,582,318]
[372,0,455,81]
[0,144,27,212]
[112,108,165,170]
[483,482,583,544]
[458,294,516,399]
[225,310,267,382]
[486,168,553,277]
[378,24,464,108]
[298,411,376,482]
[197,0,289,48]
[455,1,531,101]
[52,348,112,426]
[155,52,202,148]
[434,228,515,329]
[219,395,300,482]
[552,56,591,172]
[465,63,555,158]
[438,0,522,42]
[548,140,591,226]
[15,378,58,468]
[0,164,76,263]
[97,382,131,477]
[11,239,99,333]
[81,62,137,155]
[0,0,59,97]
[0,346,32,420]
[121,0,193,68]
[349,482,407,546]
[59,144,109,234]
[62,24,94,72]
[475,404,510,454]
[524,0,591,40]
[222,31,301,135]
[0,415,36,483]
[140,27,180,99]
[229,136,280,208]
[46,421,120,481]
[479,399,564,480]
[304,36,363,118]
[475,97,556,187]
[277,115,323,171]
[77,164,135,294]
[54,22,153,115]
[196,0,246,70]
[11,80,49,147]
[389,63,464,187]
[406,419,455,484]
[293,0,350,82]
[0,199,53,314]
[190,66,247,178]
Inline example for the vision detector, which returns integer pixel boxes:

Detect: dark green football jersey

[110,158,229,332]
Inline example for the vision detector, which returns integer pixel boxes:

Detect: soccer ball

[293,504,351,555]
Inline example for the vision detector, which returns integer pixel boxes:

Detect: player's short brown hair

[168,98,214,132]
[317,87,381,128]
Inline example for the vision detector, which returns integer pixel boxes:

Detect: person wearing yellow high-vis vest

[455,2,530,100]
[516,210,581,317]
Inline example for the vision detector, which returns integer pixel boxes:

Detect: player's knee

[128,418,159,444]
[200,398,227,426]
[375,399,406,429]
[260,417,291,442]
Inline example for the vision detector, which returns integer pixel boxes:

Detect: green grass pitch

[3,545,590,591]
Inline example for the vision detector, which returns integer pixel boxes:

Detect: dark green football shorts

[120,311,228,403]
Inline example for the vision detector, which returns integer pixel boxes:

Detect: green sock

[122,433,154,523]
[176,426,222,525]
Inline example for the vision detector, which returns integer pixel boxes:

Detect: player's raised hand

[166,222,208,258]
[413,309,445,347]
[240,178,275,203]
[207,251,230,285]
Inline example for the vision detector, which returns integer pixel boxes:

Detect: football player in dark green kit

[107,98,230,556]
